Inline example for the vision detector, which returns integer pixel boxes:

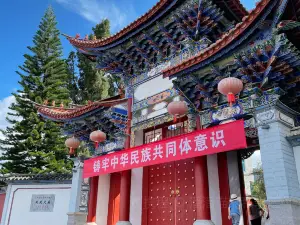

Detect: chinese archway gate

[83,120,246,225]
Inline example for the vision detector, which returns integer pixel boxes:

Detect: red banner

[83,120,246,178]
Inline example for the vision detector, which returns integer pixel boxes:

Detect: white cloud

[0,96,16,148]
[0,96,15,131]
[56,0,136,33]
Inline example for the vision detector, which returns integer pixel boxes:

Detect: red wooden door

[174,158,197,224]
[147,162,175,225]
[107,173,121,225]
[144,158,196,225]
[143,119,192,225]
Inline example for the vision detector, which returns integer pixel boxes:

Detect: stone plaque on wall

[30,194,55,212]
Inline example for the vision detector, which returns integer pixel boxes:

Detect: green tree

[0,6,72,174]
[77,19,121,102]
[92,19,110,39]
[251,166,266,207]
[66,51,80,104]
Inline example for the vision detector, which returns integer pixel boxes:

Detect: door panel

[174,158,197,224]
[144,158,197,225]
[147,162,175,225]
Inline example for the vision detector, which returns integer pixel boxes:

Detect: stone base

[193,220,215,225]
[67,212,87,225]
[116,221,132,225]
[265,198,300,225]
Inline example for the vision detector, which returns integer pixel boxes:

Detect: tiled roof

[162,0,270,78]
[215,0,248,20]
[68,0,171,48]
[67,0,248,49]
[0,174,72,182]
[36,97,128,121]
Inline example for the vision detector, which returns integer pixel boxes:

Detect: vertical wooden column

[194,156,211,220]
[119,97,133,223]
[194,115,212,221]
[119,170,132,221]
[87,176,99,223]
[217,153,231,225]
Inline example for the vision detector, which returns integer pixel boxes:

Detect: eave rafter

[173,33,300,112]
[142,31,165,54]
[163,0,274,78]
[66,0,250,79]
[102,0,229,76]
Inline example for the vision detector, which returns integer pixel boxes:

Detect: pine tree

[92,19,110,39]
[66,51,80,104]
[0,6,72,174]
[77,19,121,102]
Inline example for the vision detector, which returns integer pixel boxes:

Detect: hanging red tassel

[94,141,99,150]
[227,92,236,106]
[69,147,74,155]
[173,116,177,123]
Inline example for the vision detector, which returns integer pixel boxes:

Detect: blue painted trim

[112,107,128,115]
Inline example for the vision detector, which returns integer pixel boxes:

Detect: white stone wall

[1,183,71,225]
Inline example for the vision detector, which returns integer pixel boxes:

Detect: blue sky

[0,0,255,132]
[0,0,255,100]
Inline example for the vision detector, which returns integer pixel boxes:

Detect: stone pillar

[294,145,300,182]
[255,101,300,225]
[67,158,89,225]
[286,127,300,185]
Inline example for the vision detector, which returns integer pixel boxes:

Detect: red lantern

[90,130,106,149]
[167,101,188,122]
[65,137,80,155]
[218,77,243,106]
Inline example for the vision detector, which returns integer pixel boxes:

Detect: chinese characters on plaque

[30,194,55,212]
[84,120,246,178]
